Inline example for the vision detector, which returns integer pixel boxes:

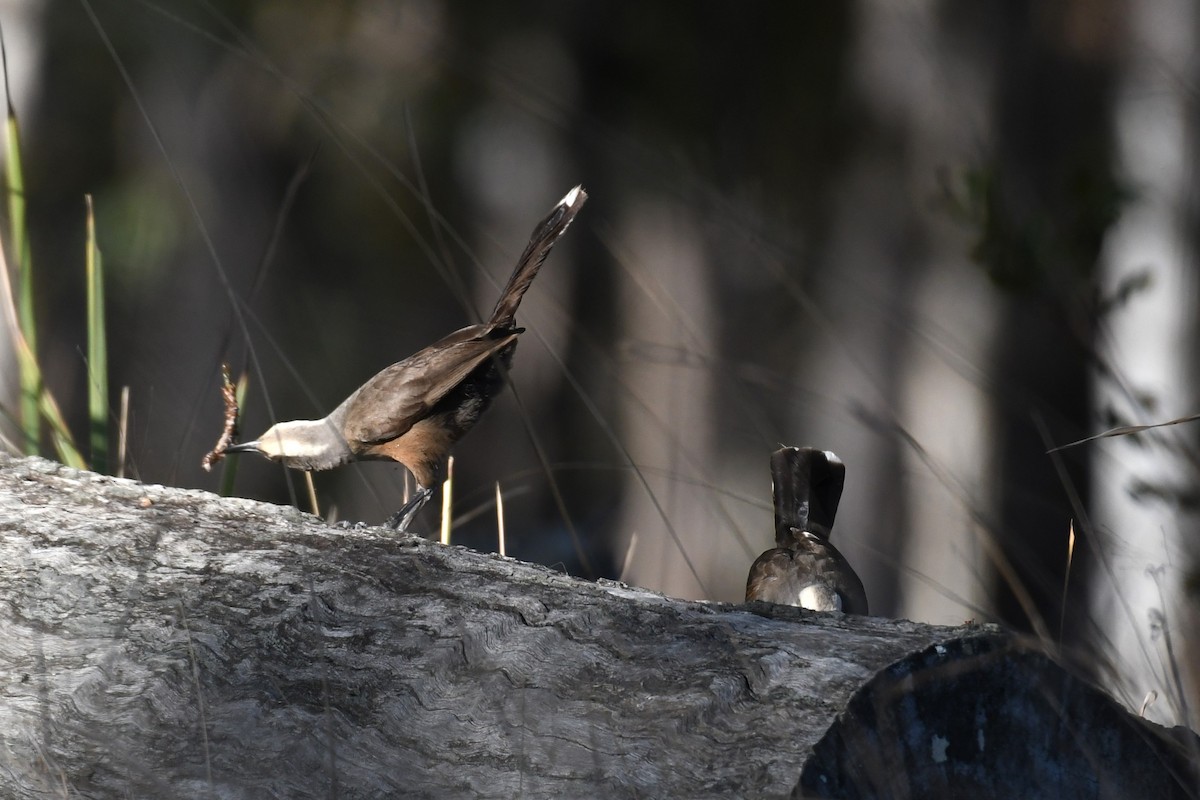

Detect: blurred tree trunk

[611,197,719,600]
[1091,0,1200,726]
[802,1,1003,624]
[981,0,1117,643]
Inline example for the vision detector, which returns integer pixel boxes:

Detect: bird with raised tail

[223,186,588,532]
[745,446,869,615]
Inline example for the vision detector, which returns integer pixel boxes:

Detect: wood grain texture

[0,454,1195,799]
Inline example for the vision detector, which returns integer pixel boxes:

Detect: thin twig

[117,385,129,479]
[201,364,239,471]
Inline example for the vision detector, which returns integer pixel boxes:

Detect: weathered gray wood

[0,454,1195,799]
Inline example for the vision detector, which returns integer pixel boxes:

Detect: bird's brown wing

[339,329,518,445]
[746,548,806,605]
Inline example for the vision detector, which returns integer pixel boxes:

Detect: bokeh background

[1,0,1197,728]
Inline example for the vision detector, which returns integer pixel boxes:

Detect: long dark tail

[771,446,846,541]
[489,185,588,329]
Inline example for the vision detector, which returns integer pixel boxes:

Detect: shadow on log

[0,454,1196,798]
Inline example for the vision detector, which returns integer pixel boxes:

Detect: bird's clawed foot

[386,486,434,532]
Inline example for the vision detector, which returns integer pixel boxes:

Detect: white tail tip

[561,184,585,207]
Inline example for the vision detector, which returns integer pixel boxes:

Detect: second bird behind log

[225,185,588,531]
[745,446,869,615]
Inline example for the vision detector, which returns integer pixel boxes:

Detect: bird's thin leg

[386,486,434,532]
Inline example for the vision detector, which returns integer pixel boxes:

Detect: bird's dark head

[224,419,354,472]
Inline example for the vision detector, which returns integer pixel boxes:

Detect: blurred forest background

[1,0,1197,730]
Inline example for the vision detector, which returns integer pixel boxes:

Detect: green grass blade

[0,28,85,471]
[0,274,85,470]
[40,386,86,469]
[85,195,108,472]
[2,33,37,454]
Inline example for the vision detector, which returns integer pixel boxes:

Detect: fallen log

[0,454,1194,798]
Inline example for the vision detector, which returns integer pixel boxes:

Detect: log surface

[0,454,1194,799]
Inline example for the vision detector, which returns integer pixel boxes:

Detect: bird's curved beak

[222,441,262,455]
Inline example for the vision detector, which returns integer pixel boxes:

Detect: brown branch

[200,363,239,472]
